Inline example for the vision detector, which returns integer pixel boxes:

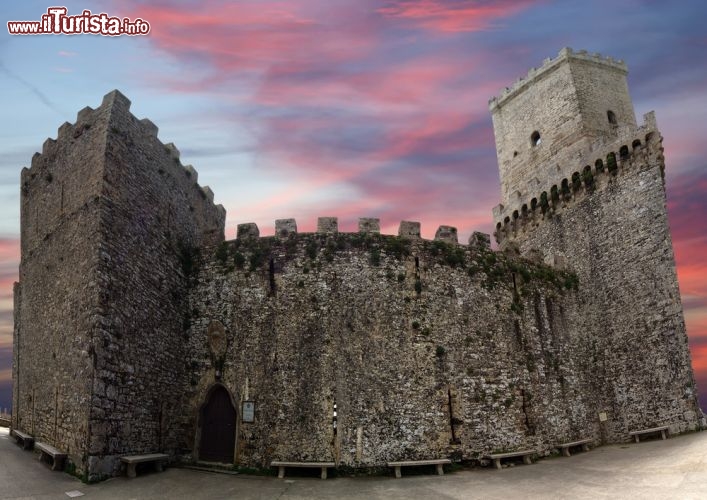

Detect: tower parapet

[493,111,661,236]
[489,48,627,111]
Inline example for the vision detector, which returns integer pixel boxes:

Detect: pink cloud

[691,341,707,373]
[377,0,538,33]
[116,0,377,81]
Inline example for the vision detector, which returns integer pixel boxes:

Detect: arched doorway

[199,385,237,463]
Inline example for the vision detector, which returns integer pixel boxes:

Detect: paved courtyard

[2,426,707,499]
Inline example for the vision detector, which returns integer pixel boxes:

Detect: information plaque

[243,401,255,423]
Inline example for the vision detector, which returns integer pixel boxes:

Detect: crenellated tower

[490,47,637,216]
[489,48,702,440]
[13,90,226,479]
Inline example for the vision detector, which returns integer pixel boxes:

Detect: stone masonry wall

[490,48,636,210]
[495,123,702,440]
[13,98,110,471]
[183,229,600,467]
[13,90,226,480]
[84,91,226,479]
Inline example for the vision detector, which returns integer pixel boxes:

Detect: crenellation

[493,120,659,230]
[358,217,380,234]
[204,218,494,248]
[317,216,338,233]
[434,225,458,243]
[237,222,260,240]
[489,47,628,111]
[469,231,491,249]
[139,118,158,137]
[201,186,214,202]
[41,137,56,155]
[184,165,198,182]
[275,218,297,237]
[57,122,73,140]
[30,152,41,170]
[164,142,180,163]
[398,220,421,238]
[101,88,131,111]
[76,106,94,123]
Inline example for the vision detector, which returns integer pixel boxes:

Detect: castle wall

[567,57,636,134]
[495,125,702,440]
[13,90,226,480]
[82,91,226,479]
[184,232,599,467]
[13,100,111,470]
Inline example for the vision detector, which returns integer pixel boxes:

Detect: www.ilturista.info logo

[7,7,150,36]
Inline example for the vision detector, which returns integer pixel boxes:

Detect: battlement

[234,218,491,249]
[22,90,225,219]
[494,112,664,244]
[489,47,627,111]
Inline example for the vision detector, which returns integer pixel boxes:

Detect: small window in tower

[530,131,541,146]
[607,110,617,125]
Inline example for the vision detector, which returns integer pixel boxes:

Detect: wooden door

[199,385,236,463]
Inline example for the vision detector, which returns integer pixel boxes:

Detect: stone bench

[387,458,452,478]
[10,429,34,450]
[121,453,169,478]
[35,441,67,471]
[485,449,535,469]
[271,461,336,480]
[558,438,592,457]
[629,425,669,443]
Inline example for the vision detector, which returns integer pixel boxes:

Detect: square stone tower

[489,48,636,211]
[12,90,226,480]
[490,48,703,440]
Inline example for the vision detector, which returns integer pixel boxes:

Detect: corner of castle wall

[101,89,131,112]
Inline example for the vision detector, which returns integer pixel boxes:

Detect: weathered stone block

[434,225,458,243]
[275,219,297,238]
[237,223,259,239]
[358,218,380,234]
[398,221,421,238]
[317,217,338,234]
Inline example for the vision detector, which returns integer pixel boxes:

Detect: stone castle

[11,48,703,480]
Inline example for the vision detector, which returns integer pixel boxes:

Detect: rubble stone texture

[12,48,702,481]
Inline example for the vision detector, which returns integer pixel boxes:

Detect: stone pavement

[2,427,707,499]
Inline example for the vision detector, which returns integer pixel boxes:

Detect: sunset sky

[1,0,706,412]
